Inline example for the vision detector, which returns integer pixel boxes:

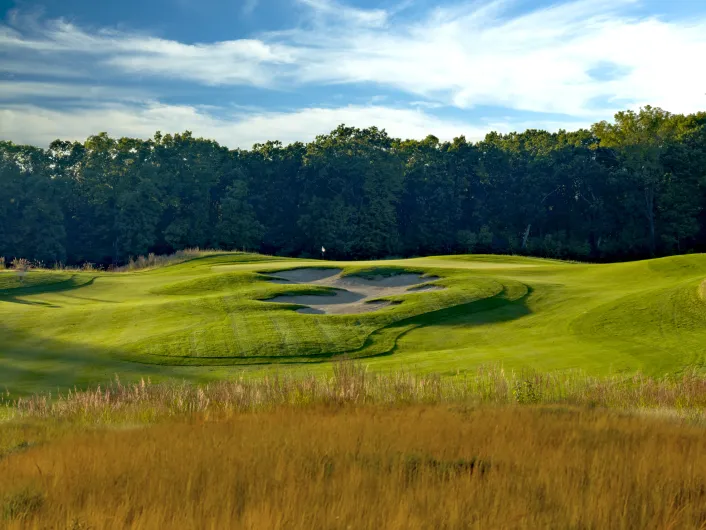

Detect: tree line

[1,106,705,266]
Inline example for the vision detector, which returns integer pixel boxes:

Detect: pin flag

[321,246,326,253]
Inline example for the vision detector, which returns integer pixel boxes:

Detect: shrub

[513,379,540,404]
[10,258,30,283]
[11,258,30,271]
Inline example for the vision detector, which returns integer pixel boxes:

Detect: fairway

[1,252,706,395]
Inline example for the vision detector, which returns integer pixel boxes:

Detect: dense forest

[1,106,705,266]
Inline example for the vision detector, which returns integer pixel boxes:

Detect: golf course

[2,251,705,396]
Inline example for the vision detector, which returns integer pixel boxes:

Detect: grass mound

[152,271,269,295]
[0,272,94,297]
[1,252,706,395]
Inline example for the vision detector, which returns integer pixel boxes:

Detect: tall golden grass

[1,364,705,529]
[1,405,706,529]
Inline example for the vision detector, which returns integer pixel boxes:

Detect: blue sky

[1,0,705,148]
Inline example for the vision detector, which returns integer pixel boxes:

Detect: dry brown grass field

[1,406,706,529]
[1,366,705,529]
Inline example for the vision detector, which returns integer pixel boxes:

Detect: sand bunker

[269,268,342,283]
[267,289,365,307]
[262,268,442,314]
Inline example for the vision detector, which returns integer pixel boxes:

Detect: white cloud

[281,0,706,116]
[0,58,88,78]
[0,102,587,148]
[296,0,388,27]
[1,0,706,143]
[104,39,296,86]
[0,80,149,101]
[0,11,297,87]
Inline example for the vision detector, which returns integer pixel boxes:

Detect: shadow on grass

[0,298,61,308]
[53,293,117,303]
[125,283,533,367]
[0,323,192,397]
[0,278,534,394]
[0,276,96,306]
[350,283,533,360]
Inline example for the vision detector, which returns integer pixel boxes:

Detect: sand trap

[296,300,396,315]
[337,273,440,288]
[267,290,365,306]
[262,268,443,314]
[268,268,342,283]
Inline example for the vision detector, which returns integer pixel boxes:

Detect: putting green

[1,252,705,395]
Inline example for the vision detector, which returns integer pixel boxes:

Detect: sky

[0,0,705,148]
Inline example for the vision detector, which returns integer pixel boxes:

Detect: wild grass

[0,248,217,275]
[5,363,705,424]
[0,364,704,528]
[116,248,216,272]
[116,248,279,272]
[10,258,30,271]
[1,402,705,529]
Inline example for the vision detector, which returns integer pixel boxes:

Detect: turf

[1,252,706,395]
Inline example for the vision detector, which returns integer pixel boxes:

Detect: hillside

[1,252,706,395]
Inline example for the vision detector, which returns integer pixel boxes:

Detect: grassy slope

[1,252,706,395]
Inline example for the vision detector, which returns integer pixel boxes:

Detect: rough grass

[1,403,705,529]
[1,252,706,395]
[0,365,704,528]
[4,363,705,423]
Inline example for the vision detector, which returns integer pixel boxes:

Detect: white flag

[321,246,326,253]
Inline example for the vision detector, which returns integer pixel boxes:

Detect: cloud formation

[1,0,705,146]
[0,102,585,148]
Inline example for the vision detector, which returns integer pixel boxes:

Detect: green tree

[2,109,706,265]
[154,132,224,251]
[298,125,403,258]
[0,142,66,264]
[593,106,677,255]
[216,181,264,251]
[243,141,306,255]
[396,135,460,254]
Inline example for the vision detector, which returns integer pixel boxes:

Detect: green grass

[1,252,706,395]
